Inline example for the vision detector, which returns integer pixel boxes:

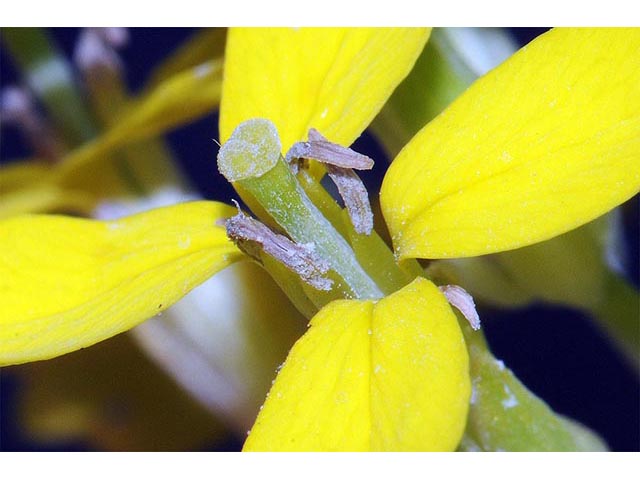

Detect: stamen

[225,210,333,291]
[285,128,374,170]
[96,28,129,49]
[325,165,374,235]
[285,128,375,235]
[439,284,481,330]
[0,86,65,161]
[74,28,127,86]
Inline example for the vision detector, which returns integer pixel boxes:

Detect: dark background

[1,28,638,451]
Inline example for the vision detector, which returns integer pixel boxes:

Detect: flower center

[216,118,423,314]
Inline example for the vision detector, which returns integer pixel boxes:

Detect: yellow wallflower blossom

[1,27,638,451]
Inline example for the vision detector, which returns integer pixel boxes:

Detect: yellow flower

[1,27,638,451]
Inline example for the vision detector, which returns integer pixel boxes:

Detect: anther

[325,165,374,235]
[225,210,333,291]
[439,284,481,330]
[285,128,375,235]
[0,86,66,161]
[74,28,128,87]
[286,128,374,170]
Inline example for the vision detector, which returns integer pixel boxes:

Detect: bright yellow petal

[243,277,470,451]
[381,28,640,259]
[0,201,243,365]
[220,28,430,151]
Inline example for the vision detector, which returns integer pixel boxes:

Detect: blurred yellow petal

[144,28,226,90]
[0,184,96,219]
[0,160,53,192]
[0,159,159,218]
[381,28,640,259]
[0,159,98,218]
[0,201,242,365]
[57,59,223,178]
[244,277,469,451]
[220,28,430,151]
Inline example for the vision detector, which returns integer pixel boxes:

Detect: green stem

[1,28,98,145]
[459,318,607,451]
[590,272,640,369]
[297,170,421,295]
[371,27,517,160]
[261,255,320,319]
[239,159,383,300]
[218,119,383,300]
[370,28,474,159]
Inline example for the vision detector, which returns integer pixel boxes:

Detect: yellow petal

[1,57,223,218]
[381,28,640,259]
[220,28,430,151]
[0,160,53,192]
[0,158,156,218]
[0,183,97,219]
[243,277,470,451]
[0,201,242,365]
[431,215,610,309]
[0,160,98,218]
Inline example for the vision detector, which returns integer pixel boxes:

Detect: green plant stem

[370,28,475,159]
[297,169,422,295]
[459,319,607,451]
[237,159,383,300]
[590,272,640,369]
[371,27,517,159]
[261,255,320,319]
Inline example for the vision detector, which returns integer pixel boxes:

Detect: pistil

[217,118,383,300]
